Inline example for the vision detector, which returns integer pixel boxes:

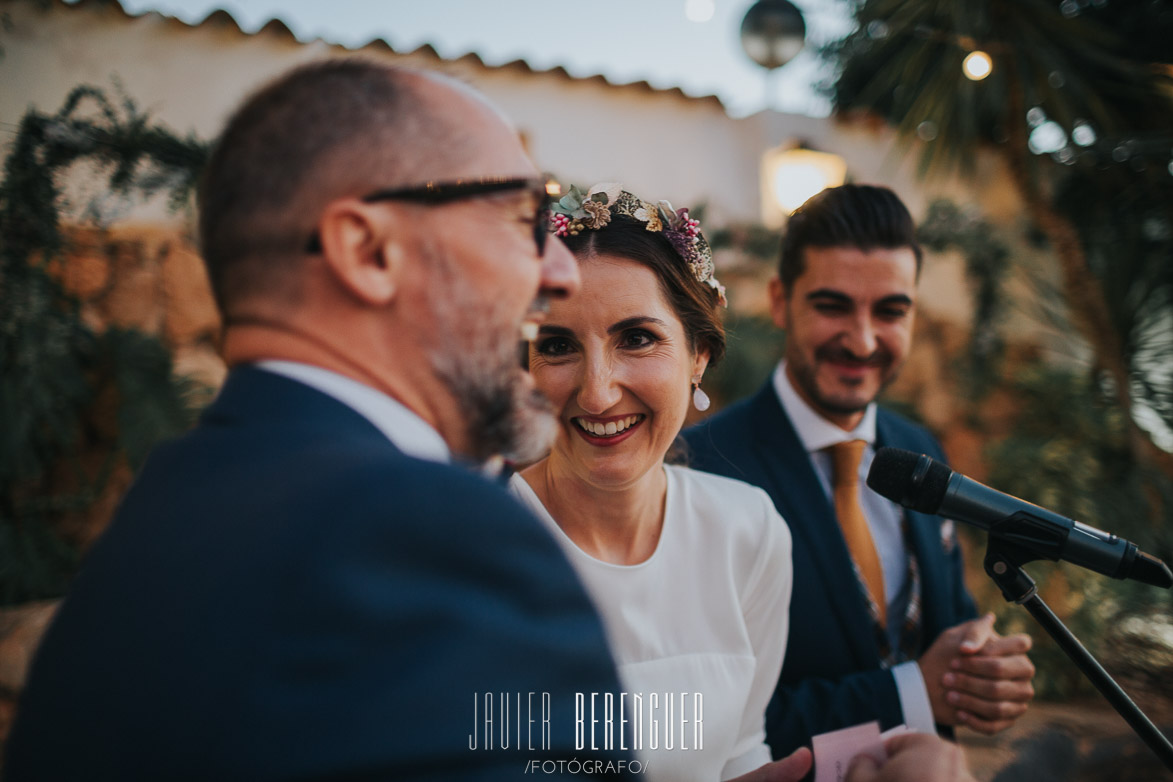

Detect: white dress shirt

[772,362,935,735]
[255,360,450,463]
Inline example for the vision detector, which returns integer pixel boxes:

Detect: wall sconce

[760,144,848,226]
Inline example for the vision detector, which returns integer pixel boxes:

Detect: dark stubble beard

[421,242,557,466]
[788,341,900,419]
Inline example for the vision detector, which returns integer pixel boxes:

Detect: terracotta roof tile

[61,0,726,110]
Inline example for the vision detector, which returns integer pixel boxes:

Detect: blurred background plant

[826,0,1173,476]
[706,0,1173,703]
[819,0,1173,701]
[978,364,1173,698]
[0,84,209,605]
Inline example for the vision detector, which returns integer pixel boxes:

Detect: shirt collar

[772,361,877,453]
[255,360,450,463]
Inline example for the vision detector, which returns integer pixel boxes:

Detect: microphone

[867,447,1173,589]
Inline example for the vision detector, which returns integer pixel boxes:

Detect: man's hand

[727,748,813,782]
[918,612,1035,734]
[846,733,976,782]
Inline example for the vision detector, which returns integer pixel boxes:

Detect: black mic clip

[989,510,1069,563]
[981,511,1065,604]
[983,509,1146,603]
[983,532,1045,605]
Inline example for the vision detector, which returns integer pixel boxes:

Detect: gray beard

[429,341,556,465]
[422,245,557,466]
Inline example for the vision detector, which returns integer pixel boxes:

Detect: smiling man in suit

[684,184,1035,758]
[6,60,632,780]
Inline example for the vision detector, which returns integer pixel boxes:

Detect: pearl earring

[692,377,710,412]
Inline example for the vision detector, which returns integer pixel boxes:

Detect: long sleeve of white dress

[718,481,792,779]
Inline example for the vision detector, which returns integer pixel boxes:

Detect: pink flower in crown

[675,208,701,241]
[550,213,572,237]
[550,183,726,307]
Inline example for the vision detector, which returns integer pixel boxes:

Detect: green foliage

[694,222,786,406]
[917,199,1010,397]
[989,367,1170,550]
[0,84,209,606]
[1,267,94,489]
[827,0,1173,178]
[0,514,78,606]
[1054,164,1173,445]
[103,329,209,470]
[827,1,1173,440]
[707,223,781,265]
[980,365,1173,697]
[814,0,1173,702]
[705,311,785,408]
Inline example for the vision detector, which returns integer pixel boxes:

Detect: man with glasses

[6,60,631,780]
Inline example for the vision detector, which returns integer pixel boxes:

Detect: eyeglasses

[305,176,555,256]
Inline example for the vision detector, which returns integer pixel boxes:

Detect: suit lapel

[746,383,881,667]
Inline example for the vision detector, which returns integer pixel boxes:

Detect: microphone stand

[984,539,1173,772]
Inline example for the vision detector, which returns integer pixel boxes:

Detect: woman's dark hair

[561,214,726,366]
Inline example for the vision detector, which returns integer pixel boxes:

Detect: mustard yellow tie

[827,440,886,625]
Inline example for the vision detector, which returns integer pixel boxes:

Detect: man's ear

[316,199,404,306]
[767,276,789,330]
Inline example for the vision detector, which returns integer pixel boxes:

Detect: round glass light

[740,0,807,70]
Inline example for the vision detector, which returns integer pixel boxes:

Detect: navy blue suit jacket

[6,368,631,780]
[682,381,976,758]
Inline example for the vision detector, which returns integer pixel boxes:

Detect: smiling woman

[509,185,800,782]
[530,258,699,495]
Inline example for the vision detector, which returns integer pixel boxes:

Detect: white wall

[1,0,1026,328]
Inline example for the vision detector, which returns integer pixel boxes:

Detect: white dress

[510,464,793,782]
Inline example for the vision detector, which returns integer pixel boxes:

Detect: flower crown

[549,183,726,307]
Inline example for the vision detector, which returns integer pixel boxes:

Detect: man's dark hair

[197,59,458,314]
[777,184,923,291]
[562,215,726,367]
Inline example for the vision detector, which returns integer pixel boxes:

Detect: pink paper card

[812,721,886,782]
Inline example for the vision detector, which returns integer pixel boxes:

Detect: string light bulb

[963,50,993,81]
